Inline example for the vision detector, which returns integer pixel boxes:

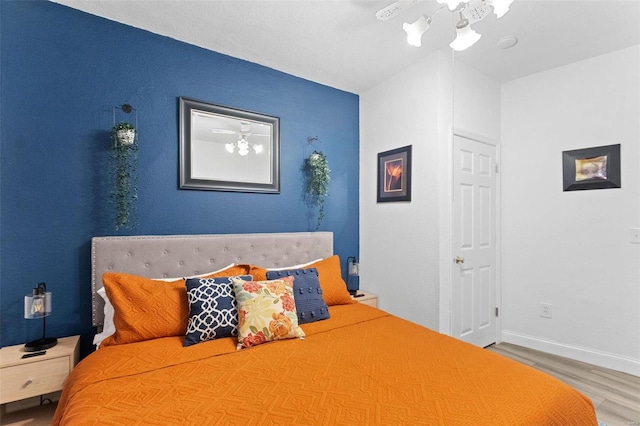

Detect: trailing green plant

[110,123,138,230]
[304,150,331,230]
[113,122,135,131]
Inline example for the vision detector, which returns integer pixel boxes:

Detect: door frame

[439,128,502,345]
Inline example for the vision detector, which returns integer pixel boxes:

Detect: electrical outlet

[540,303,552,319]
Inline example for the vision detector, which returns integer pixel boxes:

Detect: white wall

[360,52,446,329]
[500,46,640,375]
[360,52,501,331]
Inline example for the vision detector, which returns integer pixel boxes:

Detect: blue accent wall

[0,1,359,354]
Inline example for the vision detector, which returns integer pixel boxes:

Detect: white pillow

[265,258,322,271]
[93,263,236,348]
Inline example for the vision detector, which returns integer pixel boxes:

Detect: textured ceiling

[51,0,640,94]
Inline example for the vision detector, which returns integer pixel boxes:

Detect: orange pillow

[100,265,252,347]
[250,256,354,306]
[307,255,355,306]
[249,265,268,281]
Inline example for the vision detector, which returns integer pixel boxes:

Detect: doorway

[451,133,499,348]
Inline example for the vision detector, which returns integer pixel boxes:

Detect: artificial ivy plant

[111,121,138,230]
[304,150,331,229]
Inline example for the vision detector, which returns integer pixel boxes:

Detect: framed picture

[179,97,280,193]
[377,145,412,202]
[562,144,621,191]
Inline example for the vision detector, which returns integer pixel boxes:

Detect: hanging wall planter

[110,106,138,230]
[304,148,331,230]
[114,122,136,146]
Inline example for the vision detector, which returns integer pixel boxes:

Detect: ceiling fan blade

[211,129,236,135]
[462,2,492,23]
[375,0,424,21]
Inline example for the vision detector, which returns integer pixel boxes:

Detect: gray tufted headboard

[91,232,333,327]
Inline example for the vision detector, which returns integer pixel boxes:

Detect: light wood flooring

[487,342,640,426]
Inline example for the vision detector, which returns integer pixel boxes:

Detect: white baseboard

[501,330,640,377]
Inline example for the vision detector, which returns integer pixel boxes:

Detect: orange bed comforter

[53,304,596,425]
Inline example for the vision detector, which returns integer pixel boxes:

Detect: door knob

[454,256,465,264]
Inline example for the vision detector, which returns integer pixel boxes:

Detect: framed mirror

[179,97,280,193]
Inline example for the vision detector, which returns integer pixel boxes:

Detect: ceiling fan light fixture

[437,0,469,11]
[403,15,431,47]
[253,144,264,154]
[487,0,513,18]
[449,21,481,51]
[225,143,235,153]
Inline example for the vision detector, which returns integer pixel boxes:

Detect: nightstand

[352,291,378,308]
[0,335,79,424]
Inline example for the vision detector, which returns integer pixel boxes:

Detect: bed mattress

[53,303,596,425]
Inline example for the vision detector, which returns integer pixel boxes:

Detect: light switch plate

[631,228,640,244]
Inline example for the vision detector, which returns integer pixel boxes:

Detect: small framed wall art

[562,144,621,191]
[377,145,412,202]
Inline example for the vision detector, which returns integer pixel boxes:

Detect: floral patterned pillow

[231,276,305,350]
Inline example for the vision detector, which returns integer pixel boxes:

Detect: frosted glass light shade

[450,25,481,51]
[488,0,513,18]
[403,15,431,47]
[437,0,469,11]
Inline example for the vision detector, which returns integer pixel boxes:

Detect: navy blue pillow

[184,275,252,347]
[266,268,330,324]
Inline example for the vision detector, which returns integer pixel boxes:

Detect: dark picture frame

[562,144,621,191]
[377,145,412,202]
[179,97,280,193]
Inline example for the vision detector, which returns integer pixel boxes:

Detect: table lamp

[24,282,57,351]
[346,256,360,296]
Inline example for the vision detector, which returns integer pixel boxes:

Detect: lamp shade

[348,258,359,276]
[403,15,431,47]
[450,24,481,51]
[24,286,52,319]
[487,0,513,18]
[437,0,469,11]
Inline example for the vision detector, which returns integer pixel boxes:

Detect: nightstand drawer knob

[24,379,33,387]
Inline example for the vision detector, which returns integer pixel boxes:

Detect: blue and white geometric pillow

[183,275,252,347]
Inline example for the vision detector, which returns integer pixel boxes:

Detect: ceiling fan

[211,122,269,156]
[376,0,514,51]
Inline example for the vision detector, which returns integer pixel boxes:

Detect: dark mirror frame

[562,144,621,191]
[179,97,280,193]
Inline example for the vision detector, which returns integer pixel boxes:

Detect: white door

[452,134,498,348]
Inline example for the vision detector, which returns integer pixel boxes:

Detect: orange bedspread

[53,304,596,425]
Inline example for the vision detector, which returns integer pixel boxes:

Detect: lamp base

[24,337,57,352]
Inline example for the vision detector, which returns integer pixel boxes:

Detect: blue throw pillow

[266,268,330,324]
[184,275,252,347]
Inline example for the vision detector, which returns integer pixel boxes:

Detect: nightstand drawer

[358,297,377,308]
[0,356,69,404]
[352,291,378,308]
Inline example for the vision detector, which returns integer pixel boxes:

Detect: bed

[53,232,597,425]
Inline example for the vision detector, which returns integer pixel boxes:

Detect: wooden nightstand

[0,335,79,425]
[351,291,378,308]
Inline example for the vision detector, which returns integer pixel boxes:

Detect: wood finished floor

[487,343,640,426]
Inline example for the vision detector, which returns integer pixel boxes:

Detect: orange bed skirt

[53,304,596,425]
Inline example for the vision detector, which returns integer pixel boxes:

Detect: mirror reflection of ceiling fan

[211,122,269,156]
